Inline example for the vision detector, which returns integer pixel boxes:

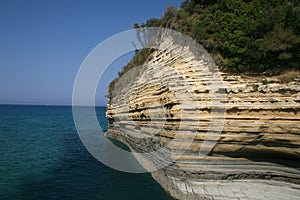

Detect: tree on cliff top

[137,0,300,73]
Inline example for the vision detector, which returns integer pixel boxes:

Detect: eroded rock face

[106,41,300,199]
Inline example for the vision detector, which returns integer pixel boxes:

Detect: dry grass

[277,69,300,83]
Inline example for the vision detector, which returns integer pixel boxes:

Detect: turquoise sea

[0,105,172,200]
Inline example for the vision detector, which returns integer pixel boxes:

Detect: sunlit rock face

[106,38,300,199]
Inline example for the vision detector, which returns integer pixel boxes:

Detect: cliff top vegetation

[107,0,300,99]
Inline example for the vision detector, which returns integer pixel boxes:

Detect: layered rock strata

[106,40,300,199]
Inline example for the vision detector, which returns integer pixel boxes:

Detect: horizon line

[0,103,107,107]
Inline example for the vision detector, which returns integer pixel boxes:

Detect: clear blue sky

[0,0,182,106]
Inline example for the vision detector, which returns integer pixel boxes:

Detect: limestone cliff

[105,39,300,199]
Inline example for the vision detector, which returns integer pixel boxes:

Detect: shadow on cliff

[216,148,300,169]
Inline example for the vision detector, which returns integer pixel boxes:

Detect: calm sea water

[0,105,173,200]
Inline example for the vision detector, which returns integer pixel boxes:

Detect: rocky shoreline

[105,39,300,199]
